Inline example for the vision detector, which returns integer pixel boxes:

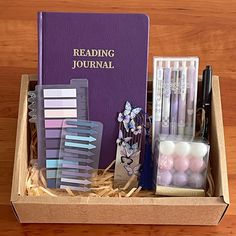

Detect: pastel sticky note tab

[45,119,64,128]
[65,141,96,150]
[45,129,61,138]
[46,149,59,158]
[62,170,91,178]
[60,185,90,192]
[46,160,61,168]
[43,88,76,98]
[44,99,77,108]
[62,163,93,170]
[46,170,56,178]
[63,148,95,156]
[45,139,61,149]
[44,109,77,118]
[46,159,74,168]
[65,135,96,142]
[45,119,76,128]
[61,177,91,185]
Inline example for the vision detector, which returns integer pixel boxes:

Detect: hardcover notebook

[38,12,149,168]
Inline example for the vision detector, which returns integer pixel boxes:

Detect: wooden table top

[0,0,235,235]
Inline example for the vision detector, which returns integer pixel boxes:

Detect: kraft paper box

[11,74,229,225]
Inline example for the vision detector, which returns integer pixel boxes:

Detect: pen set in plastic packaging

[152,57,199,141]
[152,57,213,196]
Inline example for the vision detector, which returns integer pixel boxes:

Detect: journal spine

[38,12,44,85]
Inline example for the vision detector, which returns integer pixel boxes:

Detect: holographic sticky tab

[28,79,88,188]
[56,119,103,191]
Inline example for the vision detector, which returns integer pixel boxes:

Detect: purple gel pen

[161,61,171,135]
[170,61,179,135]
[177,61,187,136]
[154,61,163,138]
[185,61,196,136]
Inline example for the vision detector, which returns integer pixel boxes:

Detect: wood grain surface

[0,0,235,235]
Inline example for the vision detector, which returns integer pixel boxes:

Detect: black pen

[202,65,212,141]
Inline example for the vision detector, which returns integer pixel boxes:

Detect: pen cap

[166,61,170,67]
[202,65,212,106]
[190,60,195,67]
[174,61,179,68]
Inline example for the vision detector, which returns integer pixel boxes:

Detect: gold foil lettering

[72,48,115,69]
[72,60,114,69]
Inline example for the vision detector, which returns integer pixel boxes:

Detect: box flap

[11,75,30,202]
[218,199,229,223]
[211,76,230,205]
[10,202,20,222]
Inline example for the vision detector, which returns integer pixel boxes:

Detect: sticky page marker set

[56,119,103,191]
[152,57,199,144]
[28,79,89,188]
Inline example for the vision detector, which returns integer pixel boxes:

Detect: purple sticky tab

[45,129,61,138]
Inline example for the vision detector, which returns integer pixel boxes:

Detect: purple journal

[38,12,149,168]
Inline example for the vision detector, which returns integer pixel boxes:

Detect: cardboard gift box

[11,74,229,225]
